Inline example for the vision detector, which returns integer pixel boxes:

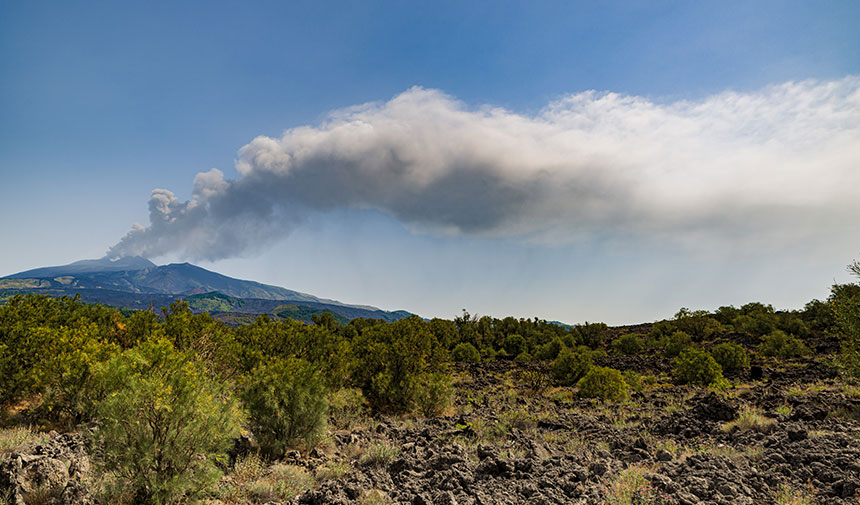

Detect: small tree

[243,358,329,458]
[91,340,243,504]
[451,342,481,362]
[758,330,810,358]
[834,258,860,379]
[711,342,750,374]
[504,334,527,357]
[611,334,644,355]
[577,367,628,400]
[663,331,693,358]
[673,348,724,387]
[551,348,593,386]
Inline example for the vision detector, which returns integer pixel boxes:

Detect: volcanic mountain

[0,257,411,324]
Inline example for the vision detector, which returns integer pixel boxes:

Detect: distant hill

[1,257,412,324]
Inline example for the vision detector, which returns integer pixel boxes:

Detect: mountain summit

[1,258,410,323]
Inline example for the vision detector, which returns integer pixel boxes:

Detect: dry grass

[358,489,393,505]
[775,404,793,416]
[599,464,674,505]
[218,454,314,504]
[722,406,775,432]
[358,442,400,467]
[0,426,49,454]
[773,483,817,505]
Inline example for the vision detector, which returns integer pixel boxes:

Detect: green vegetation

[758,330,811,358]
[0,267,853,504]
[243,357,329,457]
[91,340,244,504]
[610,333,644,355]
[451,342,481,362]
[834,260,860,379]
[673,348,724,387]
[274,304,349,325]
[711,342,750,374]
[722,405,775,432]
[551,347,593,386]
[185,292,242,313]
[576,366,628,400]
[662,331,693,358]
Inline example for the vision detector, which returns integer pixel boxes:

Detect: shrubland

[0,255,858,503]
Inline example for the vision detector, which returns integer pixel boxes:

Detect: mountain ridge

[1,257,410,323]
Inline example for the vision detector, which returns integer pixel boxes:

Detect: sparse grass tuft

[359,442,400,467]
[315,461,351,482]
[218,458,314,504]
[775,404,793,416]
[722,406,775,432]
[358,489,393,505]
[600,464,675,505]
[773,483,817,505]
[0,426,49,454]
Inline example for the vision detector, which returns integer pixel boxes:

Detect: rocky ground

[3,355,860,505]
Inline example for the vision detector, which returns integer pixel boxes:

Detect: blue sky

[2,1,859,323]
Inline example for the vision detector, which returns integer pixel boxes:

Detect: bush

[514,351,532,362]
[504,334,527,357]
[833,280,860,378]
[673,308,722,340]
[758,330,810,358]
[534,338,563,360]
[350,316,447,412]
[622,370,644,393]
[551,348,593,386]
[413,372,453,417]
[576,367,628,400]
[451,342,480,362]
[328,388,369,429]
[673,348,724,387]
[571,322,609,349]
[611,334,644,355]
[243,358,328,457]
[663,331,693,358]
[91,340,243,504]
[711,342,750,374]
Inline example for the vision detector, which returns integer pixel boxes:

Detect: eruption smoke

[108,77,860,261]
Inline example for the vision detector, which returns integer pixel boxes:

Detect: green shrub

[711,342,750,374]
[243,358,328,457]
[611,334,644,355]
[571,322,609,349]
[504,334,527,357]
[551,348,593,386]
[534,338,563,360]
[329,388,369,429]
[451,342,480,362]
[673,348,724,387]
[576,367,628,400]
[833,280,860,379]
[350,316,447,412]
[622,370,644,393]
[514,351,532,362]
[648,320,675,342]
[673,308,722,340]
[663,331,693,358]
[758,330,810,358]
[91,340,243,505]
[413,372,453,417]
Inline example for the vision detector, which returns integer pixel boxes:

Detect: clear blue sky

[2,1,859,323]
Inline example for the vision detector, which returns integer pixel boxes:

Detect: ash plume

[107,77,860,261]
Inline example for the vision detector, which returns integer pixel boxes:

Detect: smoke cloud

[108,77,860,260]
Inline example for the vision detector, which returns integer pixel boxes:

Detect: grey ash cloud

[108,77,860,261]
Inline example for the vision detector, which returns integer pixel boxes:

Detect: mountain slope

[1,258,411,322]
